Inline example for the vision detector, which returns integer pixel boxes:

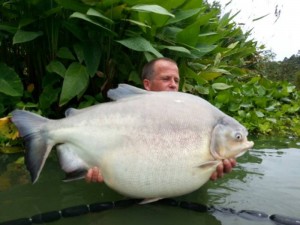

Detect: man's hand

[210,158,237,181]
[85,167,104,183]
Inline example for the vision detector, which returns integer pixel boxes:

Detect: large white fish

[11,84,254,203]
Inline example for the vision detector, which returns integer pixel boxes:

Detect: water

[0,137,299,225]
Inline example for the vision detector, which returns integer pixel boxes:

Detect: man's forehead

[154,62,178,72]
[154,60,177,68]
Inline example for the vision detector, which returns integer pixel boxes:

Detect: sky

[212,0,300,61]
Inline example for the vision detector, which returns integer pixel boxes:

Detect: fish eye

[235,132,243,140]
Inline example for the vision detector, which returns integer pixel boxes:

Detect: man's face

[143,60,180,92]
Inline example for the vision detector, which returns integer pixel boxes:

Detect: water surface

[0,137,299,225]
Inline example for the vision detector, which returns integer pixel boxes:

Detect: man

[86,57,236,183]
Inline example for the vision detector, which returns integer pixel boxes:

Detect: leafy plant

[0,0,299,138]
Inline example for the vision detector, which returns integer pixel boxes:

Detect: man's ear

[143,79,151,91]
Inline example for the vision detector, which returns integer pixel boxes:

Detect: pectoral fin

[198,160,220,169]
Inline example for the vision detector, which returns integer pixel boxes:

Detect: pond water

[0,136,300,225]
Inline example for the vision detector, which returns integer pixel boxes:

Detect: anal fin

[63,169,87,182]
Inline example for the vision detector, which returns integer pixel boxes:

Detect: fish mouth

[234,140,254,158]
[212,140,254,160]
[244,140,254,150]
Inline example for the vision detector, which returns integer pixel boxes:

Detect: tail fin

[11,110,54,183]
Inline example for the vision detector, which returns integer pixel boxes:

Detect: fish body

[11,84,254,201]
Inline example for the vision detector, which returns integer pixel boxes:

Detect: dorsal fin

[65,108,81,117]
[107,84,148,101]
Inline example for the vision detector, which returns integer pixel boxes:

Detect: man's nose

[169,79,178,88]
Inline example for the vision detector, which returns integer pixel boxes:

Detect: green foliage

[0,64,24,115]
[259,53,300,87]
[216,77,300,136]
[0,0,299,137]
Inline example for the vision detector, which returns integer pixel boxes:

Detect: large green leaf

[83,41,101,77]
[46,60,66,78]
[159,45,191,55]
[176,20,202,47]
[13,30,43,44]
[199,71,222,81]
[39,74,61,111]
[212,83,233,90]
[69,12,115,34]
[0,24,17,34]
[123,19,151,28]
[0,63,23,97]
[125,0,185,10]
[195,44,217,55]
[57,47,76,60]
[86,8,114,24]
[210,68,231,75]
[215,91,230,104]
[197,9,218,27]
[131,4,174,17]
[167,8,202,25]
[157,26,182,42]
[59,63,89,106]
[73,44,84,63]
[39,85,60,110]
[117,37,163,57]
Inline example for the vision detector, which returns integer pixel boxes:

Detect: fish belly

[97,135,216,198]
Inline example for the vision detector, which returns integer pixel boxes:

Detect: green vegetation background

[1,0,300,153]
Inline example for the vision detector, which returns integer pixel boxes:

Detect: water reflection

[205,146,300,219]
[0,137,300,225]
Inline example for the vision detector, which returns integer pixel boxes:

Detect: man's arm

[85,159,237,182]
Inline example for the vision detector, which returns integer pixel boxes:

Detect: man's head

[142,58,180,91]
